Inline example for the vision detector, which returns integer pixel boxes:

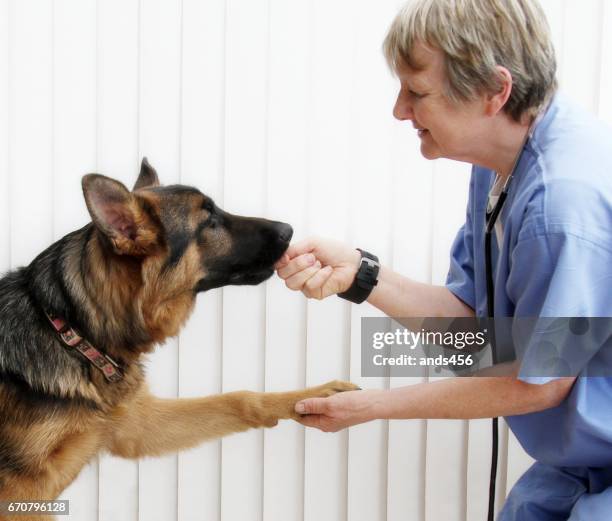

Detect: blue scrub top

[445,94,612,467]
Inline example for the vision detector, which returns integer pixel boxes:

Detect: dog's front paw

[258,381,360,426]
[285,380,360,420]
[305,380,361,398]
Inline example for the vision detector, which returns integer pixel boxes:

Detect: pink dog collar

[45,311,123,383]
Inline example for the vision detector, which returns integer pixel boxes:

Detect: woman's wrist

[342,248,362,290]
[364,389,393,421]
[345,248,365,284]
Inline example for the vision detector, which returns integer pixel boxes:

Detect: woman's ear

[485,66,513,117]
[82,174,158,256]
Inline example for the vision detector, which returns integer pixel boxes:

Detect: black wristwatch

[337,249,380,304]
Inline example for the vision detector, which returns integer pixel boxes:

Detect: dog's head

[82,158,292,295]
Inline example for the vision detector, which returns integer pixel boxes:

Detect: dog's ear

[133,157,160,191]
[82,174,158,256]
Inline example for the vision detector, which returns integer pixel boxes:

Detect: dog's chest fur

[0,357,146,479]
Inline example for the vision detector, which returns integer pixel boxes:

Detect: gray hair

[383,0,558,121]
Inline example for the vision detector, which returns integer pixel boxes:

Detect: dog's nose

[276,223,293,243]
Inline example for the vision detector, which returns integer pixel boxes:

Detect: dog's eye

[197,214,218,237]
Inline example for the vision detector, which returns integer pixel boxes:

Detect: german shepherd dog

[0,159,357,519]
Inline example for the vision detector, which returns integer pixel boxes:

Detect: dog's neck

[25,227,155,362]
[28,224,198,365]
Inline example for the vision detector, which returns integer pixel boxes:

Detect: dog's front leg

[0,430,101,521]
[106,380,358,459]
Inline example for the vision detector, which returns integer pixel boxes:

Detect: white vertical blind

[7,0,53,268]
[1,1,608,520]
[600,0,612,124]
[0,0,9,273]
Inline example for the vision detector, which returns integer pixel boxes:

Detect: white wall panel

[7,0,53,268]
[1,1,609,520]
[559,0,603,113]
[540,0,565,82]
[97,0,140,180]
[599,0,612,125]
[0,0,9,273]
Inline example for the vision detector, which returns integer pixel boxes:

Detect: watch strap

[337,249,380,304]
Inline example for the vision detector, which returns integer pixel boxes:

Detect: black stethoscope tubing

[485,181,510,521]
[483,103,546,520]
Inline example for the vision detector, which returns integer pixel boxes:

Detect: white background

[1,0,610,520]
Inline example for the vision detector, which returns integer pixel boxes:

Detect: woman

[275,0,612,519]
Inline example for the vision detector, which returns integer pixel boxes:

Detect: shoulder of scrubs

[508,95,612,382]
[514,95,612,246]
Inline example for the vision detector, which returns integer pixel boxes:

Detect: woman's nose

[393,92,414,121]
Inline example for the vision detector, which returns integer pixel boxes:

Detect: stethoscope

[484,173,509,521]
[483,106,547,521]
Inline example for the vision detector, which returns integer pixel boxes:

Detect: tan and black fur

[0,159,357,520]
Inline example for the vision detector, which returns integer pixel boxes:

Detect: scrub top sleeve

[446,223,476,310]
[446,173,477,311]
[508,232,612,384]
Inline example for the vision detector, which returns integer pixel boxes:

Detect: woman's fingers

[284,237,317,260]
[277,253,316,280]
[275,236,357,299]
[274,237,318,270]
[284,260,322,291]
[303,265,335,299]
[274,253,291,270]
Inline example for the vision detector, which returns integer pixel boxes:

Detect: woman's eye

[409,90,425,99]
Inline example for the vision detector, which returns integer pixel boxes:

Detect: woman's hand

[294,389,385,432]
[275,237,361,300]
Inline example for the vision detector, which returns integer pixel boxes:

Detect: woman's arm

[276,237,474,318]
[368,265,474,318]
[295,376,576,432]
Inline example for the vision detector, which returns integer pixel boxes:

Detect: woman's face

[393,42,488,164]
